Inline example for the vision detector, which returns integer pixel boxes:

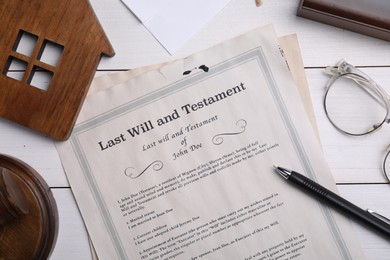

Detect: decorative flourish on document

[212,119,247,145]
[124,160,164,179]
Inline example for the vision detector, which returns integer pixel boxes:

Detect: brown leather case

[297,0,390,41]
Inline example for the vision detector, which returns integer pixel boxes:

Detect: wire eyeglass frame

[324,60,390,183]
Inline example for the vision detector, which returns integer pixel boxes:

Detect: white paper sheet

[121,0,230,54]
[121,0,170,23]
[57,25,364,260]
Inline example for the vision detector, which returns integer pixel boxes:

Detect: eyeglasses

[324,60,390,182]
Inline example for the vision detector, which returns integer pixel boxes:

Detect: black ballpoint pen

[274,166,390,238]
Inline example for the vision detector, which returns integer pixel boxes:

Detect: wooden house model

[0,0,115,140]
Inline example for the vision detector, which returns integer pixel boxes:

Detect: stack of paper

[56,24,364,260]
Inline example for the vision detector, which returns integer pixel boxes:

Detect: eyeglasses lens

[325,75,388,135]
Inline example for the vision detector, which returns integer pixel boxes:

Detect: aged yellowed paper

[86,33,319,260]
[57,25,364,260]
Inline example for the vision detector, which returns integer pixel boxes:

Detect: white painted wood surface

[0,0,389,259]
[90,0,390,69]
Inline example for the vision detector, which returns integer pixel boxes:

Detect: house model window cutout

[0,0,115,140]
[3,30,64,91]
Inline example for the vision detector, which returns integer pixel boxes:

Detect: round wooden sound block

[0,154,58,259]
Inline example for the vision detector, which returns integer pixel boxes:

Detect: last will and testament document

[56,25,364,259]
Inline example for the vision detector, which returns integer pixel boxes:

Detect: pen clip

[367,209,390,225]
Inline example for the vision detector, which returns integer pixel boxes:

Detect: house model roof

[0,0,115,140]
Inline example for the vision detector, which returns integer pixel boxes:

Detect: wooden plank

[306,67,390,183]
[338,184,390,260]
[50,189,93,260]
[0,116,68,188]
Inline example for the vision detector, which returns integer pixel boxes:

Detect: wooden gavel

[0,154,58,259]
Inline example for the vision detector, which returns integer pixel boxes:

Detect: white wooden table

[1,0,389,259]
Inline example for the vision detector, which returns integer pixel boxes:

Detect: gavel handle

[0,167,29,226]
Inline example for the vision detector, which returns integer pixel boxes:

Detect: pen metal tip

[273,165,291,179]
